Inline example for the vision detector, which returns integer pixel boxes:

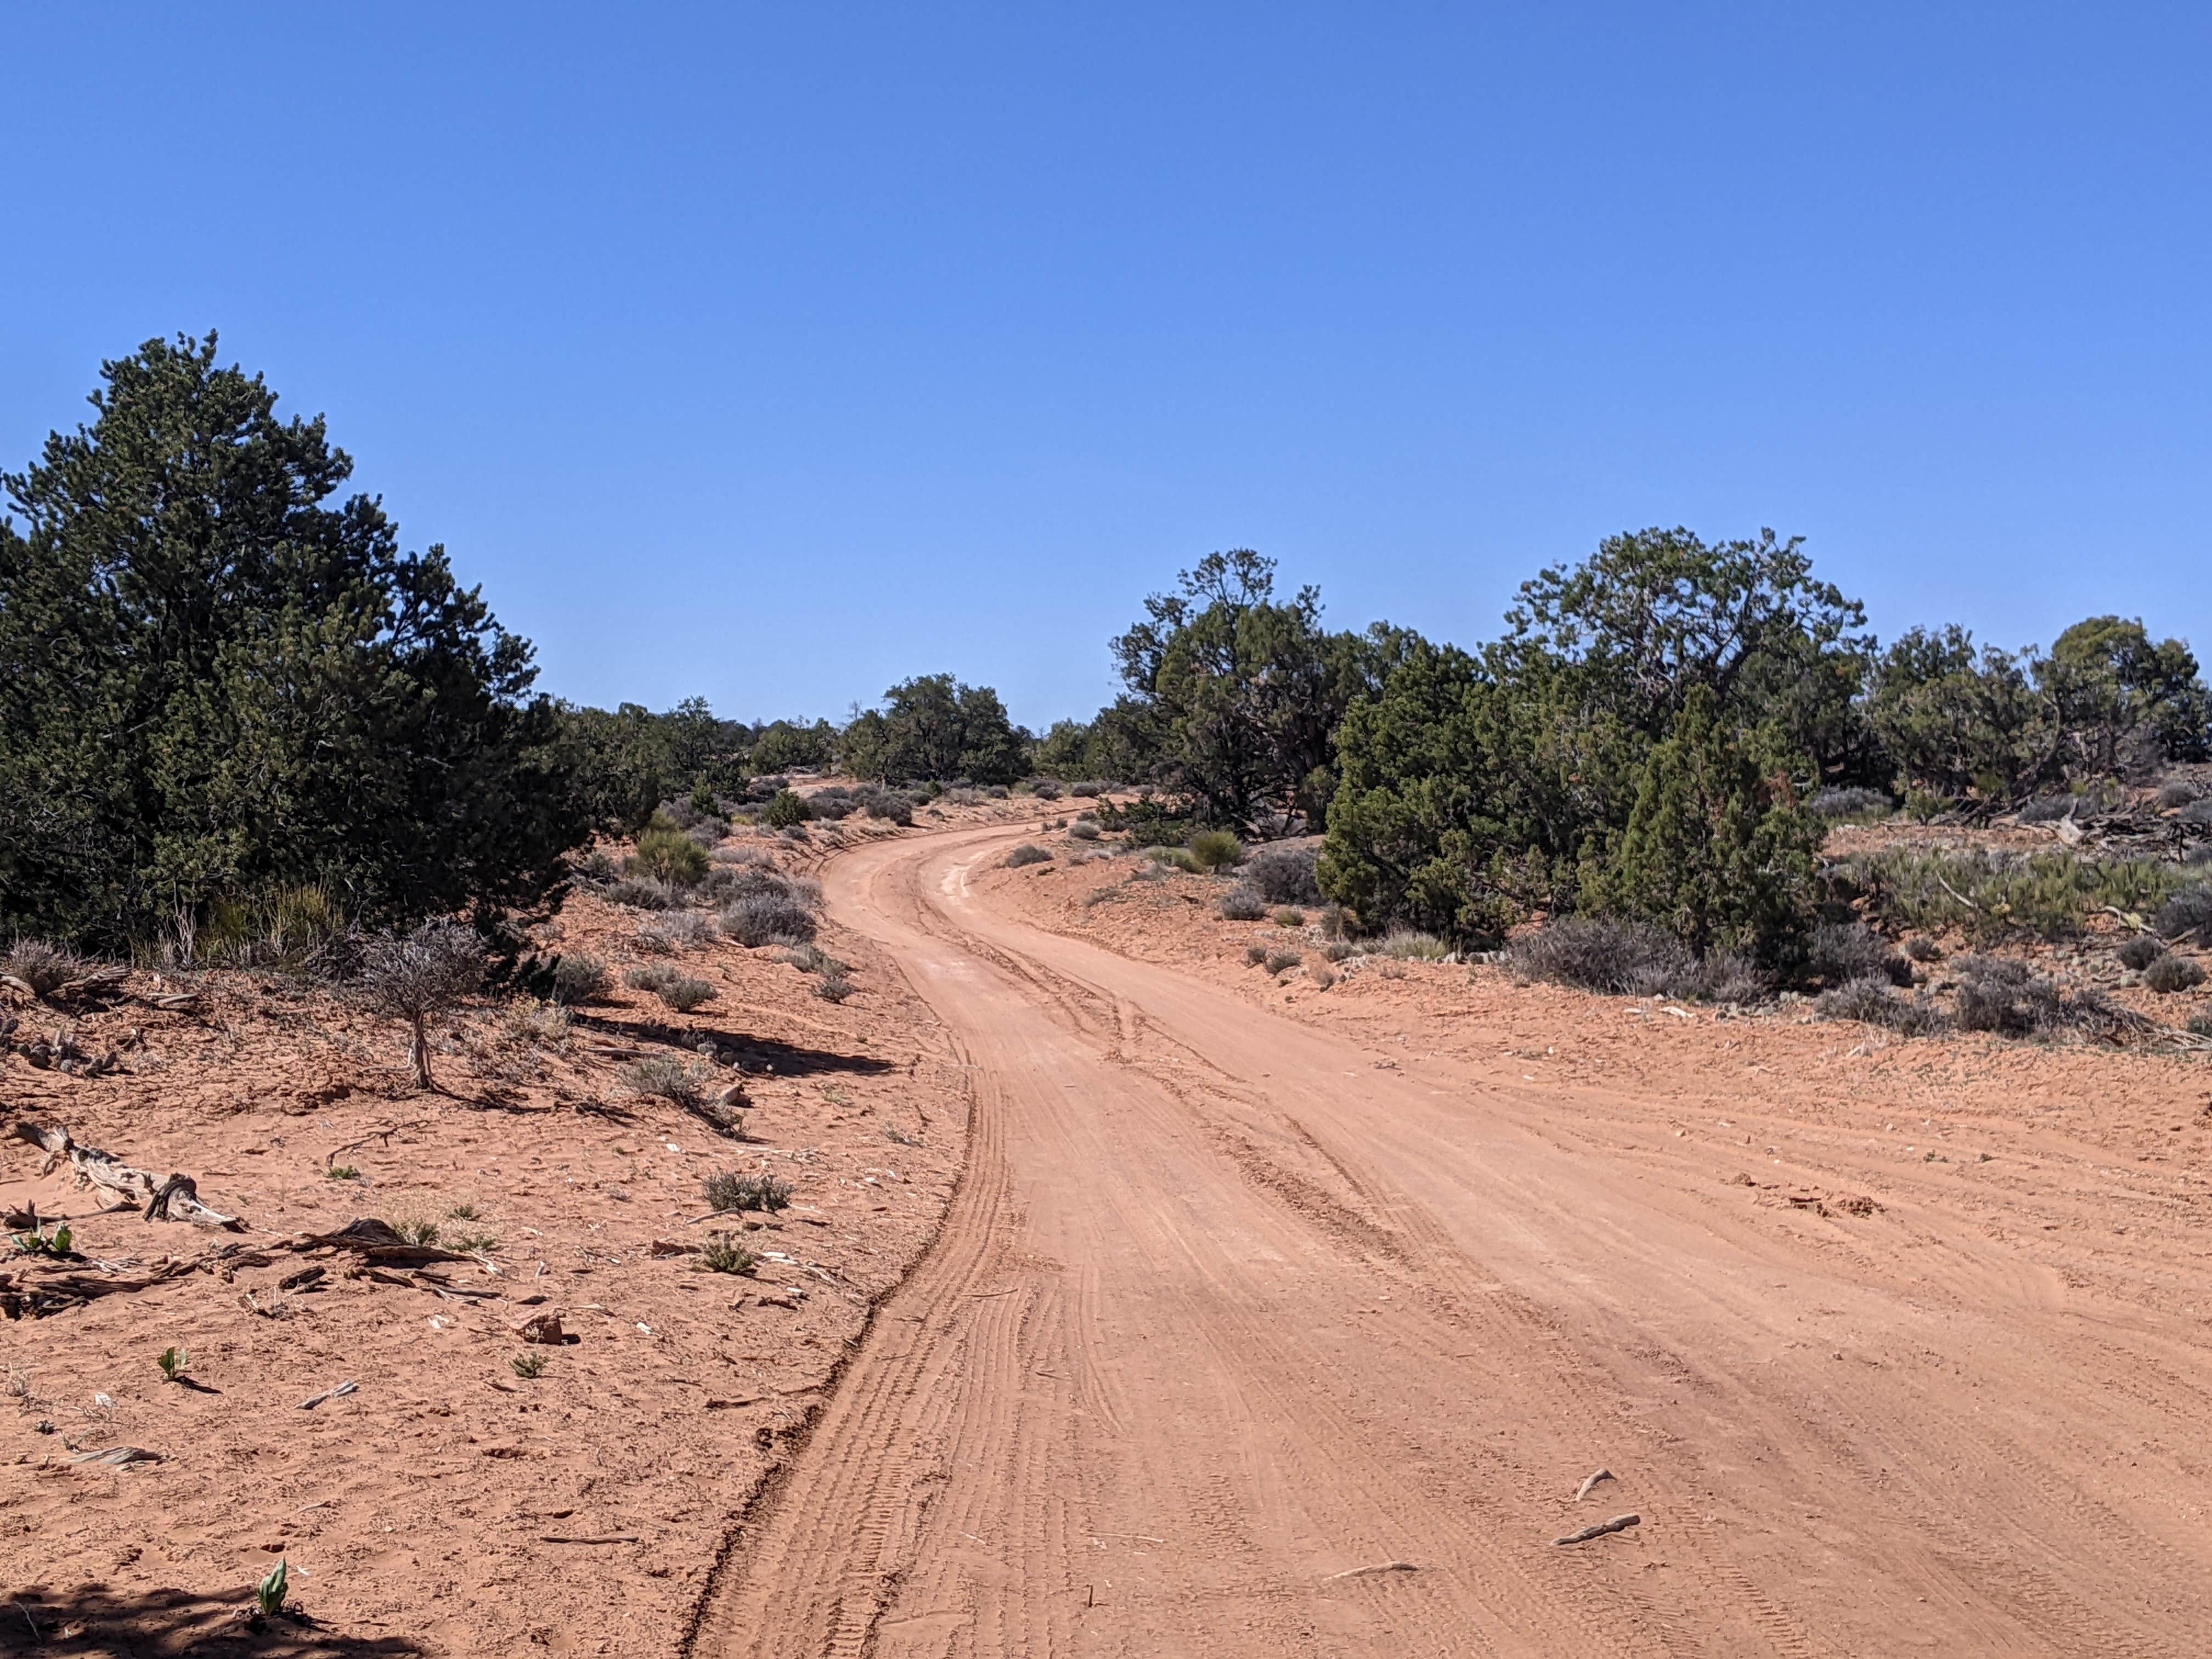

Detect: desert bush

[1068,820,1102,842]
[1070,781,1105,797]
[2157,779,2200,809]
[1005,844,1053,868]
[1219,888,1267,922]
[360,921,483,1090]
[776,944,832,973]
[622,1055,709,1106]
[1244,843,1323,904]
[1263,947,1302,975]
[2155,886,2212,946]
[637,911,715,953]
[1187,830,1245,871]
[1953,957,2063,1036]
[703,1169,792,1213]
[2180,799,2212,826]
[687,819,730,848]
[1815,977,1953,1036]
[1319,939,1354,962]
[505,1001,571,1046]
[3,939,82,997]
[1843,848,2187,944]
[2115,935,2168,972]
[634,816,710,887]
[1031,780,1063,800]
[701,1235,755,1274]
[1901,936,1943,963]
[655,975,716,1012]
[1804,922,1910,987]
[1272,907,1306,928]
[1807,786,1892,821]
[550,951,609,1004]
[1145,845,1203,873]
[712,843,774,866]
[1310,963,1336,989]
[1505,916,1766,1001]
[815,964,854,1002]
[1374,930,1452,961]
[625,962,679,994]
[1243,944,1269,967]
[198,884,347,971]
[605,876,676,910]
[2143,953,2206,994]
[721,889,819,947]
[2017,794,2084,825]
[760,789,811,828]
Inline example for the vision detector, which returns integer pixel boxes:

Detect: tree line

[4,335,2203,970]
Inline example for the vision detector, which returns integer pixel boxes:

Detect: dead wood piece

[71,1446,160,1470]
[292,1217,476,1265]
[277,1265,328,1291]
[1554,1513,1640,1547]
[129,990,203,1012]
[1574,1468,1616,1502]
[1324,1561,1419,1581]
[540,1534,638,1544]
[1,1256,200,1318]
[9,1122,243,1231]
[298,1380,359,1410]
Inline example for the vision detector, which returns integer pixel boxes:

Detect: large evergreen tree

[0,333,584,950]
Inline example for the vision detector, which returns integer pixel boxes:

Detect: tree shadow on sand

[0,1583,425,1657]
[573,1013,896,1079]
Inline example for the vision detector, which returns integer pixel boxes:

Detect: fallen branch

[1573,1468,1615,1502]
[1554,1513,1640,1547]
[10,1122,242,1230]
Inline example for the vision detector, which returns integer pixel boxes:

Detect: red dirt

[695,824,2212,1657]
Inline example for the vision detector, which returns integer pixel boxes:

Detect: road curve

[693,824,2212,1658]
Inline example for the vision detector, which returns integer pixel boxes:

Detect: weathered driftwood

[0,1256,200,1319]
[10,1122,243,1230]
[289,1217,481,1267]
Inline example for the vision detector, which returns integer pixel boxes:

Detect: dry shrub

[605,877,676,911]
[550,952,609,1005]
[2155,886,2212,946]
[622,1056,712,1107]
[1005,844,1053,868]
[1243,944,1269,967]
[1953,957,2063,1035]
[1374,930,1452,961]
[703,1169,791,1213]
[1068,820,1101,842]
[1815,978,1952,1037]
[1805,923,1910,987]
[2115,935,2168,972]
[1309,962,1336,990]
[1263,948,1302,975]
[1504,917,1765,1002]
[4,939,82,998]
[657,975,715,1012]
[360,921,483,1090]
[637,911,715,953]
[1243,843,1322,904]
[2157,778,2200,809]
[1271,907,1306,928]
[721,888,818,947]
[815,964,854,1002]
[1219,888,1267,922]
[2143,953,2206,994]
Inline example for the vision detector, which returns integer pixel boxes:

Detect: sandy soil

[694,825,2212,1657]
[0,808,1049,1658]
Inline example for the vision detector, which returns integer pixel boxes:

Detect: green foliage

[393,1216,442,1247]
[751,718,837,774]
[325,1165,362,1182]
[1186,830,1245,870]
[1271,907,1306,927]
[511,1352,547,1380]
[157,1345,190,1381]
[1109,550,1406,829]
[12,1223,71,1256]
[1839,848,2191,943]
[689,778,720,817]
[760,789,811,828]
[842,674,1028,784]
[634,816,710,885]
[701,1235,756,1274]
[197,883,346,970]
[703,1170,792,1213]
[0,334,586,953]
[1577,688,1823,962]
[256,1559,289,1618]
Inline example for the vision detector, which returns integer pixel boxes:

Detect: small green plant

[12,1224,71,1256]
[703,1169,793,1213]
[448,1202,479,1221]
[325,1165,362,1182]
[701,1235,756,1274]
[690,777,720,817]
[1187,830,1245,871]
[157,1345,190,1383]
[447,1231,500,1255]
[511,1351,548,1380]
[394,1217,442,1248]
[634,815,710,887]
[256,1558,289,1618]
[761,789,811,828]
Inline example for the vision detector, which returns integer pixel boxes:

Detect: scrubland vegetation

[2,336,2206,1047]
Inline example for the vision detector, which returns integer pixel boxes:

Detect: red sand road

[695,824,2212,1657]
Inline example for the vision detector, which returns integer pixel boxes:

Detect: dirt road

[695,826,2212,1657]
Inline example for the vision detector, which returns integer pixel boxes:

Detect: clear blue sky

[4,4,2207,731]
